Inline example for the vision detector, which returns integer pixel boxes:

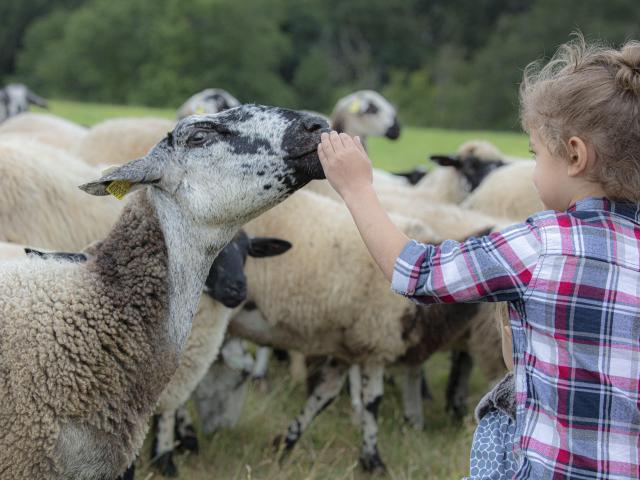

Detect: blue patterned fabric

[464,409,519,480]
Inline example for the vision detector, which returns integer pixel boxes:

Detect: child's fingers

[339,133,356,149]
[317,143,329,166]
[329,131,345,152]
[320,132,334,155]
[354,136,367,154]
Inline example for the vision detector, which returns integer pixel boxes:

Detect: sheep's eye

[364,103,379,115]
[187,130,209,146]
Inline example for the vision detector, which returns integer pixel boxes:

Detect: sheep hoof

[359,452,387,474]
[153,452,178,477]
[176,426,199,454]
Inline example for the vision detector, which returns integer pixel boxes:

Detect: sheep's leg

[276,358,348,457]
[151,411,178,477]
[421,369,432,400]
[289,351,308,384]
[446,349,473,421]
[402,364,425,429]
[348,364,364,424]
[252,346,271,379]
[359,362,386,473]
[175,404,199,454]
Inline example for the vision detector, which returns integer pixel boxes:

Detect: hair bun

[615,41,640,95]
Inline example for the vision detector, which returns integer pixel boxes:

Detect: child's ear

[566,136,590,177]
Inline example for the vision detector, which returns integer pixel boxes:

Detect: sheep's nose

[303,117,326,132]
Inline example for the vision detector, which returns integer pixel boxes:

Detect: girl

[318,35,640,479]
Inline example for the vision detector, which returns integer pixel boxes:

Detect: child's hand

[317,131,373,200]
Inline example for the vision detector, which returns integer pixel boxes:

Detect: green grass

[37,99,530,172]
[133,354,488,480]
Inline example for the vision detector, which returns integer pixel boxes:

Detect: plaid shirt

[392,197,640,479]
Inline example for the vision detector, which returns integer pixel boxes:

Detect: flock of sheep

[0,84,542,479]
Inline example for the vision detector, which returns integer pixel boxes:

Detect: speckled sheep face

[164,104,328,225]
[81,105,328,228]
[333,90,400,140]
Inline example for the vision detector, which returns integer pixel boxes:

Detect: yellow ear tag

[105,180,132,200]
[348,99,361,114]
[195,106,205,114]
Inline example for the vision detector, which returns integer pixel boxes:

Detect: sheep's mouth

[284,148,325,181]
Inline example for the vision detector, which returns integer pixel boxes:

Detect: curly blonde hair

[520,33,640,201]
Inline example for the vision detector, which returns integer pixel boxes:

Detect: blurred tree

[0,0,86,82]
[13,0,640,129]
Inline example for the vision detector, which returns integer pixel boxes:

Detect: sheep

[72,117,176,167]
[0,83,48,122]
[0,104,328,480]
[176,88,241,119]
[0,137,122,250]
[148,232,291,477]
[461,159,542,220]
[308,139,510,206]
[0,112,88,152]
[331,90,400,144]
[228,189,494,472]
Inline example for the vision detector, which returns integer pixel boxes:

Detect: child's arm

[318,132,542,303]
[317,131,408,280]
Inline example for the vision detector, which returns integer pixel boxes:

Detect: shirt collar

[567,196,640,223]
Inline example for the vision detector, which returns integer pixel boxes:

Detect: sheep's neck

[150,189,236,353]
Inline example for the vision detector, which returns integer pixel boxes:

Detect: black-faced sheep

[228,189,492,472]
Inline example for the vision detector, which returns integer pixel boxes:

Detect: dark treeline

[3,0,639,130]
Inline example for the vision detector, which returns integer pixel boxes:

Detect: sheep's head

[331,90,400,140]
[204,230,291,308]
[430,141,506,191]
[4,84,48,116]
[80,104,329,227]
[177,88,241,119]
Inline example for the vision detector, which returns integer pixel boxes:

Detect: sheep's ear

[26,90,48,109]
[430,154,462,169]
[79,154,166,199]
[248,237,292,258]
[24,248,87,263]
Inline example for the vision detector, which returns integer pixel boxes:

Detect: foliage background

[3,0,639,130]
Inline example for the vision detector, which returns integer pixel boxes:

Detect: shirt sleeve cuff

[391,239,433,296]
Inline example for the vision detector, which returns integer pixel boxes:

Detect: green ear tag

[105,180,131,200]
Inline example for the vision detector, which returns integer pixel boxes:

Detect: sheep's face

[81,104,329,228]
[430,154,506,191]
[332,90,400,140]
[177,88,241,119]
[167,104,328,225]
[204,230,291,308]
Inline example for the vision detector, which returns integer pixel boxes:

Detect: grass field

[34,99,519,479]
